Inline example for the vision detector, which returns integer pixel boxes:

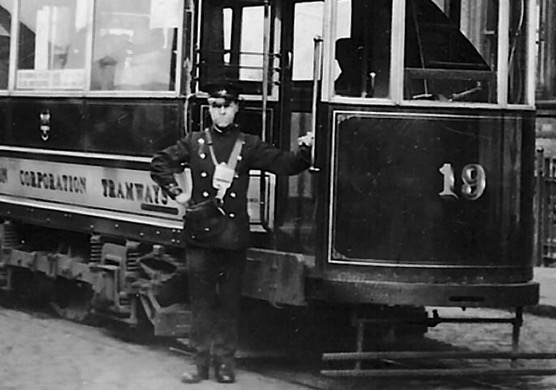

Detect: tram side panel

[0,98,186,242]
[315,109,538,308]
[0,97,286,333]
[0,98,195,333]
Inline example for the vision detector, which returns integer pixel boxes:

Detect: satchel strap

[204,128,245,170]
[204,129,245,201]
[227,133,245,171]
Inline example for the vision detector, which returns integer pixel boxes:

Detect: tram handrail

[198,49,281,57]
[310,35,323,173]
[258,0,272,231]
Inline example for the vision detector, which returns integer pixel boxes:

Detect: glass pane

[239,6,263,81]
[223,8,232,64]
[274,112,316,256]
[92,0,181,91]
[404,0,497,103]
[292,2,323,81]
[508,0,529,104]
[17,0,89,90]
[198,0,277,96]
[332,0,391,98]
[199,0,226,86]
[0,0,12,89]
[537,0,554,100]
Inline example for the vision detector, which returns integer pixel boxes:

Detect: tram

[536,0,556,266]
[0,0,539,355]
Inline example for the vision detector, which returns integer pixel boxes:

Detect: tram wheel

[8,268,54,308]
[50,277,95,324]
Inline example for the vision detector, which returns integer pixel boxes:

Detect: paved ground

[0,307,311,390]
[1,267,556,390]
[530,266,556,318]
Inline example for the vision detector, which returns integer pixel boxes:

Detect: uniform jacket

[150,125,311,249]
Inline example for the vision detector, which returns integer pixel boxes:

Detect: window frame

[291,0,325,82]
[0,0,184,98]
[536,0,553,102]
[321,0,536,109]
[194,0,280,102]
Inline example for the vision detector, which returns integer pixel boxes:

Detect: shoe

[181,365,209,384]
[215,363,235,383]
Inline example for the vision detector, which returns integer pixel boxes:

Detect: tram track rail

[240,352,555,390]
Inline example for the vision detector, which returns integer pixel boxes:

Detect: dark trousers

[186,246,246,367]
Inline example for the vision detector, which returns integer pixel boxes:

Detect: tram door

[271,0,323,254]
[196,0,320,254]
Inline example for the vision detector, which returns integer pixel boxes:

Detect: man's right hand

[298,132,314,148]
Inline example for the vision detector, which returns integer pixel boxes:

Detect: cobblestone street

[424,307,556,390]
[0,307,308,390]
[1,267,556,390]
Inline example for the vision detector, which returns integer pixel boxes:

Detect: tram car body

[0,0,538,337]
[536,0,556,266]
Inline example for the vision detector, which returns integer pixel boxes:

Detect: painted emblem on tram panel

[439,163,486,200]
[39,110,51,141]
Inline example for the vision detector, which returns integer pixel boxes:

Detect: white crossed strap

[204,129,245,201]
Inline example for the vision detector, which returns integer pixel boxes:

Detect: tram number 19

[439,163,486,200]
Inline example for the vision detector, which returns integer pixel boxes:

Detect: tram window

[404,0,497,103]
[223,8,232,65]
[538,1,555,100]
[16,0,89,90]
[292,2,323,81]
[537,0,555,100]
[0,1,12,89]
[239,6,264,81]
[332,0,391,98]
[199,0,278,96]
[199,0,226,86]
[91,0,180,91]
[508,1,529,104]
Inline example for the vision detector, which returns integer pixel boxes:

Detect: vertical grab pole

[261,0,271,143]
[259,0,272,231]
[310,35,323,173]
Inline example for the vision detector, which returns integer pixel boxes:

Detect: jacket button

[202,191,209,197]
[230,192,236,198]
[200,153,206,159]
[229,213,235,218]
[201,172,208,178]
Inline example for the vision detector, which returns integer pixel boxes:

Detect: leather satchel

[182,131,244,248]
[183,198,228,244]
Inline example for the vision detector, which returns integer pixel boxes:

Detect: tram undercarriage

[0,215,540,327]
[0,219,183,334]
[0,213,312,334]
[1,213,554,378]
